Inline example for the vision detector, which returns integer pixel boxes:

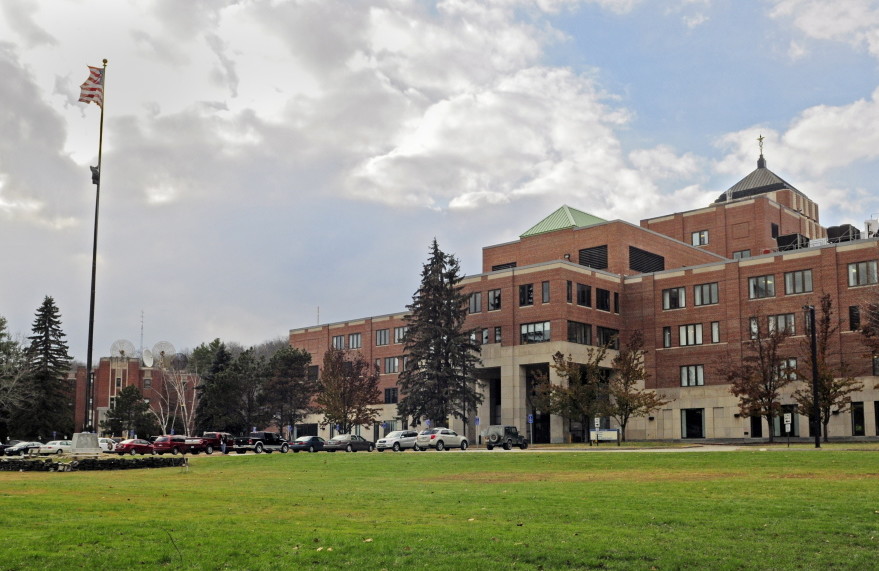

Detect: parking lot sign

[527,414,533,424]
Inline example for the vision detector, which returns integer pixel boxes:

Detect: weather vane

[757,134,764,155]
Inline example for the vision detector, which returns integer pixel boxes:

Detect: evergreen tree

[13,297,73,439]
[397,239,483,429]
[194,340,240,433]
[262,346,316,437]
[100,385,159,438]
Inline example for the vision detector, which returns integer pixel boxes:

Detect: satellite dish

[171,353,188,370]
[142,348,154,368]
[110,339,136,359]
[152,341,176,367]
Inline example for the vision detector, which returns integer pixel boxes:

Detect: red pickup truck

[152,435,208,455]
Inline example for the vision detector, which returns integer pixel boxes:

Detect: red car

[114,439,155,456]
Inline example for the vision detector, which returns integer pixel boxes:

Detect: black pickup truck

[230,431,290,454]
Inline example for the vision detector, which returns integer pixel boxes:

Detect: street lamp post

[803,305,821,448]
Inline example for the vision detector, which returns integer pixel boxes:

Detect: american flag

[78,65,104,107]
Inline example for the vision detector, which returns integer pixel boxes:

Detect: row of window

[520,321,620,349]
[662,282,720,310]
[679,358,798,388]
[332,326,409,350]
[662,322,721,347]
[469,282,620,313]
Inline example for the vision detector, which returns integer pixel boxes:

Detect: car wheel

[255,443,264,454]
[435,441,445,451]
[281,444,289,453]
[130,449,137,456]
[205,445,214,455]
[392,442,400,452]
[521,441,529,449]
[171,448,179,455]
[346,444,353,453]
[486,444,494,450]
[503,440,512,450]
[56,449,64,455]
[413,443,420,451]
[368,444,374,452]
[151,449,156,455]
[309,445,316,453]
[460,440,468,451]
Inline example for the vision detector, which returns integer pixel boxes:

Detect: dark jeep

[482,425,528,450]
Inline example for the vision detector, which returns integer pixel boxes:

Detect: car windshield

[295,437,312,442]
[155,437,169,442]
[384,431,403,438]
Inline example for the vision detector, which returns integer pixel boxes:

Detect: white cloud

[770,0,879,58]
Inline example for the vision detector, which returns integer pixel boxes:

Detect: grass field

[1,448,877,570]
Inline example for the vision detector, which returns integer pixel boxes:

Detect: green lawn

[0,449,877,569]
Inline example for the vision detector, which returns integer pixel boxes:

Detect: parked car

[200,432,233,454]
[376,430,419,452]
[415,428,468,451]
[114,439,155,456]
[324,434,374,452]
[230,431,289,454]
[291,436,325,453]
[482,425,529,450]
[152,435,207,455]
[5,441,42,456]
[98,438,116,452]
[38,440,72,455]
[0,440,21,455]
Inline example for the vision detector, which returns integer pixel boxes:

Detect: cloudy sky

[2,0,879,362]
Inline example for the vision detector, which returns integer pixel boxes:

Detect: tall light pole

[804,305,821,448]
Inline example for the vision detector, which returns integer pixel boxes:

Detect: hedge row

[0,456,188,472]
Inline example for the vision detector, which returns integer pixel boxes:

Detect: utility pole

[804,305,821,448]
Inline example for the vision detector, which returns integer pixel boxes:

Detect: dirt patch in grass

[465,469,744,484]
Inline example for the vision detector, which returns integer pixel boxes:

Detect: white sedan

[39,440,72,455]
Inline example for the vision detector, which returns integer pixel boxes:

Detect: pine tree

[13,297,73,439]
[397,239,483,429]
[100,385,159,438]
[262,346,317,437]
[194,340,240,433]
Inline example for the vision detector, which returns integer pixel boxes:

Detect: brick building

[290,153,879,442]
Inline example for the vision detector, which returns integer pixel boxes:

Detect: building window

[568,321,592,345]
[777,358,797,381]
[577,284,591,307]
[694,283,719,306]
[771,223,779,238]
[519,284,534,307]
[748,275,775,299]
[384,357,398,374]
[375,359,381,373]
[566,281,573,303]
[469,292,482,314]
[662,287,686,310]
[384,388,398,404]
[597,326,619,349]
[481,329,489,345]
[332,335,344,350]
[680,365,704,387]
[679,324,703,346]
[376,329,389,346]
[852,402,865,436]
[662,326,671,348]
[494,326,502,344]
[850,306,861,331]
[768,313,796,335]
[488,289,502,311]
[711,321,720,343]
[873,354,879,376]
[144,377,152,389]
[749,317,759,339]
[614,292,620,314]
[596,289,611,311]
[733,250,751,260]
[394,326,407,344]
[521,321,551,344]
[348,333,362,349]
[848,261,878,286]
[784,270,813,294]
[691,230,709,246]
[542,281,550,303]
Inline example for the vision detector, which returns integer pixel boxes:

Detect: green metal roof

[520,205,606,238]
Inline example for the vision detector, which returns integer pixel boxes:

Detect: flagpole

[84,58,107,431]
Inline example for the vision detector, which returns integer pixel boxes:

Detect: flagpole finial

[103,59,108,65]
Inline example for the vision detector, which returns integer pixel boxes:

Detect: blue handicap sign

[527,414,534,424]
[474,416,480,426]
